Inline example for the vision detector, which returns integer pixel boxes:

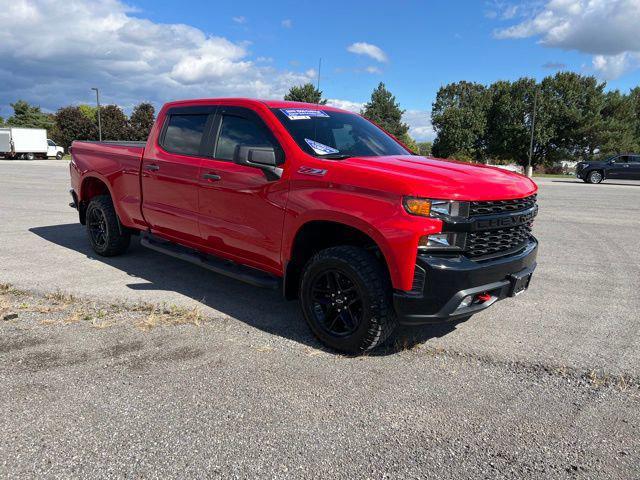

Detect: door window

[215,115,277,161]
[47,140,55,147]
[614,156,630,163]
[161,114,209,156]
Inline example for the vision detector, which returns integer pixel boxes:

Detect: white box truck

[0,128,65,160]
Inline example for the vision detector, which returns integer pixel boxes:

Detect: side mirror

[233,146,283,179]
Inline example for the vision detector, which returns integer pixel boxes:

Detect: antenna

[316,57,322,96]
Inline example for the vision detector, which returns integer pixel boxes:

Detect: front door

[141,105,216,245]
[197,106,288,274]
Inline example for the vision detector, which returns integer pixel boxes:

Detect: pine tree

[361,83,409,139]
[284,83,327,104]
[7,100,52,129]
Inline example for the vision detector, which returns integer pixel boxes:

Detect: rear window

[162,114,209,156]
[215,114,276,161]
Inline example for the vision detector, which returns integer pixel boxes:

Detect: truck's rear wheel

[25,152,35,160]
[85,195,130,256]
[300,246,397,354]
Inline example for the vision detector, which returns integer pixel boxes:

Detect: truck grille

[466,223,533,258]
[469,195,537,216]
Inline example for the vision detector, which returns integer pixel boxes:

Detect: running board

[140,233,280,290]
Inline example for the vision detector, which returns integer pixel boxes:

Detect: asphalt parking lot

[1,160,639,478]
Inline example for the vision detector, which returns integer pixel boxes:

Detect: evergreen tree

[7,100,52,129]
[284,83,327,104]
[361,82,409,139]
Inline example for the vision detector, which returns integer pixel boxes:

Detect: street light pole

[527,87,539,178]
[91,88,102,141]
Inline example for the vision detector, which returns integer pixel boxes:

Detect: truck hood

[341,155,537,201]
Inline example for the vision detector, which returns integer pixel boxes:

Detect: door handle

[203,173,221,181]
[144,164,160,171]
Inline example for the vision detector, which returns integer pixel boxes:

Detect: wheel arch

[283,216,397,300]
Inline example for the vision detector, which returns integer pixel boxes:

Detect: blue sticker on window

[281,109,330,120]
[305,138,339,155]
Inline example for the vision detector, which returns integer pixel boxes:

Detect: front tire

[300,246,397,354]
[85,195,130,256]
[587,170,603,184]
[56,151,63,160]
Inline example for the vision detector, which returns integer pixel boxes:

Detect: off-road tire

[300,246,397,354]
[85,195,130,256]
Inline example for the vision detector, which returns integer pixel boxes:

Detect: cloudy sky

[1,0,640,141]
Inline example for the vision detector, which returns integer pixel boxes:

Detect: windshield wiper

[319,154,352,160]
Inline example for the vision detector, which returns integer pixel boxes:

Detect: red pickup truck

[69,98,538,353]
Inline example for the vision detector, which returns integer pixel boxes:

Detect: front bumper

[393,237,538,325]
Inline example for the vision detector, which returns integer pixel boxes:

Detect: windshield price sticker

[305,138,340,155]
[281,109,330,120]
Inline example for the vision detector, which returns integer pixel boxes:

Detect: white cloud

[347,42,388,62]
[281,19,293,28]
[365,66,382,74]
[326,99,364,113]
[494,0,640,79]
[0,0,316,115]
[402,110,435,142]
[232,16,246,24]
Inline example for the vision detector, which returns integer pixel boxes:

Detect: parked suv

[69,98,538,353]
[576,154,640,183]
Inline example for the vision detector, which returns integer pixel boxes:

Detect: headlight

[403,197,462,218]
[418,233,464,251]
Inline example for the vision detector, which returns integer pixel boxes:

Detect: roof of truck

[163,98,351,113]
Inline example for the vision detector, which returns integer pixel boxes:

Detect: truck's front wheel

[85,195,130,257]
[300,246,397,354]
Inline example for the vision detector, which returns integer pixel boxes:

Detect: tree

[54,106,97,150]
[0,116,5,127]
[416,142,432,156]
[7,100,52,129]
[400,134,418,152]
[78,104,97,121]
[596,90,638,156]
[284,83,327,104]
[129,102,155,141]
[362,82,409,139]
[540,72,606,161]
[431,81,490,160]
[99,105,129,140]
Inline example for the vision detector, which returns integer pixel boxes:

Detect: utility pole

[91,87,102,141]
[527,88,539,178]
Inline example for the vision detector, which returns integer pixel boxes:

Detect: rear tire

[25,152,35,160]
[587,170,603,184]
[300,246,397,354]
[85,195,130,256]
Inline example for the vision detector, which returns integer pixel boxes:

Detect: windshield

[271,108,410,158]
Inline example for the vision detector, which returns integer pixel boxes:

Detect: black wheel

[85,195,130,256]
[587,170,603,184]
[56,151,63,160]
[25,152,35,160]
[300,246,397,354]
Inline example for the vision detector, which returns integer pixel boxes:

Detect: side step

[140,233,281,290]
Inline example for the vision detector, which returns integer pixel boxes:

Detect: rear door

[141,105,216,245]
[628,155,640,180]
[197,106,288,273]
[608,155,631,179]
